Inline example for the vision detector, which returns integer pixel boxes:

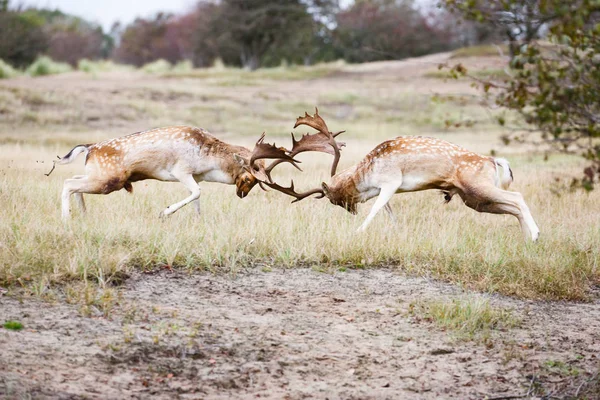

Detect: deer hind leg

[461,185,540,241]
[160,173,200,217]
[357,183,400,232]
[61,176,105,220]
[384,203,397,224]
[71,175,87,213]
[73,193,86,213]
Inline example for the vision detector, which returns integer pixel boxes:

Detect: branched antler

[247,108,343,203]
[264,108,345,180]
[293,107,344,177]
[261,180,324,203]
[249,133,300,170]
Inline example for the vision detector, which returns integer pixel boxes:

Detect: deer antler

[249,133,300,170]
[293,107,343,177]
[261,180,325,203]
[265,108,345,180]
[249,108,343,203]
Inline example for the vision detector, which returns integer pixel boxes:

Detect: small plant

[78,59,129,74]
[414,297,520,340]
[26,56,72,77]
[123,326,135,344]
[544,359,581,376]
[141,59,172,74]
[0,59,19,79]
[172,60,194,73]
[3,321,23,331]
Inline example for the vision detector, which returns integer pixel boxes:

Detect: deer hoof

[159,209,169,219]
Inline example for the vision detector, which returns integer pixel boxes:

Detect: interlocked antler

[249,133,299,169]
[260,180,325,203]
[262,108,345,181]
[247,133,300,181]
[292,107,344,177]
[249,108,343,203]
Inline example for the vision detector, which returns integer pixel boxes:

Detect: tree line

[0,0,500,70]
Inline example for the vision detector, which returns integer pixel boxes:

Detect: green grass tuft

[3,321,24,331]
[142,59,173,74]
[78,59,132,74]
[26,56,73,77]
[172,60,194,73]
[0,59,19,79]
[413,297,520,340]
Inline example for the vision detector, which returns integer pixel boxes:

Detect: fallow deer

[49,126,296,219]
[261,109,540,241]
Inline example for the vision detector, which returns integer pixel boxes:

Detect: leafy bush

[445,0,600,189]
[78,59,130,74]
[0,59,19,79]
[172,60,193,73]
[141,59,172,74]
[0,11,48,68]
[26,56,72,76]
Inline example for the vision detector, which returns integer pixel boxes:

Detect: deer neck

[203,140,251,183]
[329,166,361,206]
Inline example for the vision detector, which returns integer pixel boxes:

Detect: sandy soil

[1,268,599,399]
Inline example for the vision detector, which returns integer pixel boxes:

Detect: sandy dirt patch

[1,268,599,399]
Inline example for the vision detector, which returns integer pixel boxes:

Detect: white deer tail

[58,144,90,165]
[493,157,513,190]
[45,144,90,176]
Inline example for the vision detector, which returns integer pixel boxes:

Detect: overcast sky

[19,0,426,32]
[20,0,198,31]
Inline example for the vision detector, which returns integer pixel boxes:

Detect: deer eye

[245,177,251,183]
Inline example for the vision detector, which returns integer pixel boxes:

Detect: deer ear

[321,182,329,196]
[233,153,247,166]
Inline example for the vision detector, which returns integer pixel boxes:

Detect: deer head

[252,108,348,206]
[233,133,302,198]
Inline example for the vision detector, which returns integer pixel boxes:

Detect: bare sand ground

[1,268,599,399]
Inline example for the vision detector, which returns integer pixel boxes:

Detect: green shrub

[26,56,72,77]
[0,59,19,79]
[141,59,172,74]
[3,321,23,331]
[172,60,194,73]
[78,59,132,74]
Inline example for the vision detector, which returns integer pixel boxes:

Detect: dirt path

[1,268,599,399]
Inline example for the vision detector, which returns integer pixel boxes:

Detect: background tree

[334,0,457,63]
[40,11,106,65]
[113,13,179,66]
[207,0,321,69]
[0,7,48,67]
[443,0,600,189]
[444,0,561,59]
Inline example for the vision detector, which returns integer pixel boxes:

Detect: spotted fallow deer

[49,126,298,219]
[260,109,540,241]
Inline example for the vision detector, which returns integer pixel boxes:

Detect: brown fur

[60,126,262,218]
[320,135,539,240]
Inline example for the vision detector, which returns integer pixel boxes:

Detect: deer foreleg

[384,203,396,223]
[357,184,399,232]
[160,173,201,217]
[192,199,201,215]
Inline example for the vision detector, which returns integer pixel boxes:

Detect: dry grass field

[1,51,599,399]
